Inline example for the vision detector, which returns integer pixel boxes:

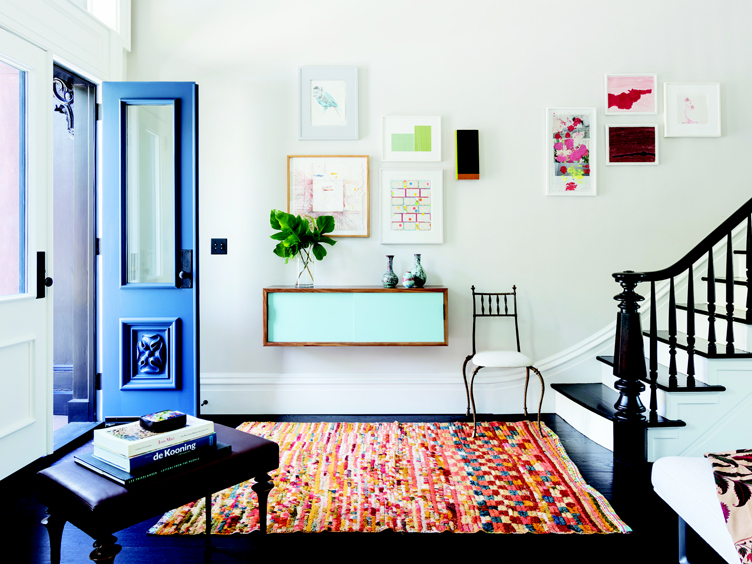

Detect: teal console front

[263,287,448,346]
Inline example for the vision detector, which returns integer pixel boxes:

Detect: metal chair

[462,285,544,437]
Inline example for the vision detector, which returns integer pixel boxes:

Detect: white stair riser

[676,309,752,352]
[701,281,747,309]
[554,392,613,452]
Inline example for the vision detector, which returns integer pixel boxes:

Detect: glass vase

[296,248,314,288]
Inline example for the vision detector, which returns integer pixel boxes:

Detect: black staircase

[553,196,752,465]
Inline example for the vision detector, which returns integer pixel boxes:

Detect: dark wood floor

[0,414,728,564]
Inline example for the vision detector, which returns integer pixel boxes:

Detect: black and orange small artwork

[606,125,658,165]
[455,129,480,179]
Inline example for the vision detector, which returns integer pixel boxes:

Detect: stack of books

[74,412,229,486]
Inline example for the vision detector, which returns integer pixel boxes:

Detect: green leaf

[270,209,282,230]
[312,243,327,261]
[316,215,336,234]
[319,235,337,246]
[270,231,288,241]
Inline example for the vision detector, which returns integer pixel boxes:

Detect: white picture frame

[664,83,721,137]
[299,67,358,140]
[605,124,659,166]
[382,116,441,162]
[380,169,443,244]
[604,74,658,115]
[545,108,596,196]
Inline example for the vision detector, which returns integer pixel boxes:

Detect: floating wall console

[263,286,448,346]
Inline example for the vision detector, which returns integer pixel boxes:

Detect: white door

[0,29,52,480]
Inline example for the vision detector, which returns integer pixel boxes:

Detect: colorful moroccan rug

[149,421,630,535]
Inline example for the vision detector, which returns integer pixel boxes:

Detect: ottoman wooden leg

[205,494,212,547]
[252,473,274,534]
[41,511,65,564]
[89,535,121,563]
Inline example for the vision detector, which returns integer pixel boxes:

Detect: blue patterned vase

[382,255,398,288]
[402,272,416,289]
[411,254,427,288]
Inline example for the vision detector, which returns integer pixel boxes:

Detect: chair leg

[470,366,483,438]
[529,366,545,435]
[89,536,121,563]
[523,367,530,418]
[462,355,473,418]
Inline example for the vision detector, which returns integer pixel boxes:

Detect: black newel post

[612,271,648,465]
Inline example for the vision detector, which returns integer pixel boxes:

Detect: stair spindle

[668,277,678,389]
[686,265,696,388]
[649,281,658,422]
[707,247,717,354]
[747,216,752,323]
[726,232,735,353]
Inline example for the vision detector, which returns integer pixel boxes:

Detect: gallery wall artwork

[287,155,369,237]
[455,129,479,179]
[382,116,441,162]
[299,67,358,140]
[605,74,657,115]
[546,108,596,196]
[664,83,721,137]
[381,169,443,244]
[605,125,658,165]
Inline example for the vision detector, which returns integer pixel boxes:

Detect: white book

[93,415,214,458]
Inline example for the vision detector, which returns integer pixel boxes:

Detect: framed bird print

[299,67,359,140]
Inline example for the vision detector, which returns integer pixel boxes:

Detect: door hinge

[95,103,102,121]
[95,238,101,256]
[95,373,102,390]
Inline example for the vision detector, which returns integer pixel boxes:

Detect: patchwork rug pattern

[149,421,630,535]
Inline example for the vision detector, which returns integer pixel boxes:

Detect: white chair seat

[473,350,533,368]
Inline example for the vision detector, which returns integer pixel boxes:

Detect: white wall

[126,0,752,414]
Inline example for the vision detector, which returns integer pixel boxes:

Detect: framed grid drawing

[380,169,443,244]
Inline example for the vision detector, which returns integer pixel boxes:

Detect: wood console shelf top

[263,286,448,346]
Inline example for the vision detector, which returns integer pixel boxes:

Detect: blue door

[102,82,199,417]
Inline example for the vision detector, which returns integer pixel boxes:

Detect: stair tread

[676,302,750,325]
[551,383,685,427]
[733,250,749,255]
[644,330,752,358]
[597,356,726,392]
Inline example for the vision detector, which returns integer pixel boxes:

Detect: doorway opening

[52,64,97,430]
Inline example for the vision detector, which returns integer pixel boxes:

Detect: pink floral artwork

[606,75,657,114]
[551,113,590,192]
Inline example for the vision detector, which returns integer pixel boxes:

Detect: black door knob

[44,277,53,287]
[178,270,191,280]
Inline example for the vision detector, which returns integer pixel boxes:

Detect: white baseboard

[200,370,550,415]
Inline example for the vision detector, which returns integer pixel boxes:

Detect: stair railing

[611,196,752,464]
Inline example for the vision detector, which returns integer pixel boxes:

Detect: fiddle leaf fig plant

[269,209,336,263]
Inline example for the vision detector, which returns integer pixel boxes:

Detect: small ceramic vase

[402,272,416,289]
[382,255,398,288]
[411,254,427,288]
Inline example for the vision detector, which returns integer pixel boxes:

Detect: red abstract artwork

[607,126,656,164]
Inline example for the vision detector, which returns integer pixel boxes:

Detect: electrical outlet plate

[211,238,227,255]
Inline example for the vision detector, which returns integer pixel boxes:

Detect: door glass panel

[125,104,175,284]
[0,61,25,297]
